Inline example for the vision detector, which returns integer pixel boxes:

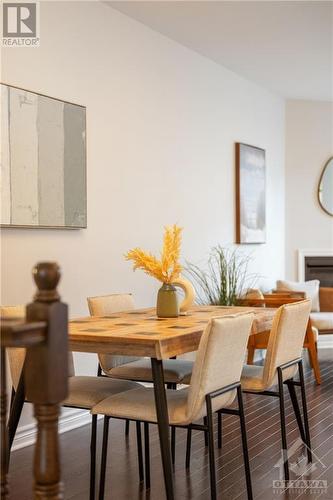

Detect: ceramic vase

[156,283,179,318]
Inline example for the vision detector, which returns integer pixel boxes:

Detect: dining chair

[91,312,254,500]
[87,293,194,461]
[240,299,312,481]
[2,305,142,500]
[241,291,321,384]
[87,293,193,386]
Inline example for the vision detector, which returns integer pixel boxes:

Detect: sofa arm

[319,287,333,312]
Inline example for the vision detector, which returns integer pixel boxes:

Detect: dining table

[68,305,276,500]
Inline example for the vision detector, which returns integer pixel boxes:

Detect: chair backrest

[87,293,135,316]
[245,288,264,300]
[186,312,254,422]
[87,293,139,371]
[1,305,74,390]
[242,288,265,308]
[262,299,311,387]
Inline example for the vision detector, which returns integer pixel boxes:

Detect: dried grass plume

[125,225,183,283]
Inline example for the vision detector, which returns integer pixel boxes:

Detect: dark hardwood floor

[8,349,333,499]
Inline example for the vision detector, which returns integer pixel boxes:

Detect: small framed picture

[235,142,266,244]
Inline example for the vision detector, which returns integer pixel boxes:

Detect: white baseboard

[12,409,93,452]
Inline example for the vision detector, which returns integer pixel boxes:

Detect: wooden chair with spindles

[241,290,321,384]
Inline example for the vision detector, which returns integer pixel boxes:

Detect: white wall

[285,100,333,279]
[1,2,285,436]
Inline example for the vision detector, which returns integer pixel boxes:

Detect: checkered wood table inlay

[69,306,276,360]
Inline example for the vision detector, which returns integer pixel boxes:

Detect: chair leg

[90,414,97,500]
[185,428,192,469]
[247,346,255,364]
[307,344,321,385]
[144,422,150,489]
[217,412,222,449]
[125,419,130,436]
[205,397,217,500]
[306,321,321,384]
[286,380,306,443]
[298,360,312,463]
[99,416,110,500]
[171,426,176,465]
[277,368,289,481]
[135,421,144,483]
[203,417,208,446]
[237,387,253,500]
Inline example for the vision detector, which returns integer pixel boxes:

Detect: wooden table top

[69,305,276,360]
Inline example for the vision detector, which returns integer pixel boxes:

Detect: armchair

[311,287,333,335]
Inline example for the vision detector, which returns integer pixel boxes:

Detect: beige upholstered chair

[242,291,321,384]
[87,293,194,460]
[241,299,312,481]
[91,312,254,500]
[87,293,193,385]
[1,305,142,500]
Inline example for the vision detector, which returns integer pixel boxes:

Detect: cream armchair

[311,287,333,334]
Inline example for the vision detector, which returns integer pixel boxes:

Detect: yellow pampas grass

[125,225,183,284]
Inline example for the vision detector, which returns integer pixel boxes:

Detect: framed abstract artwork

[235,142,266,244]
[0,83,87,228]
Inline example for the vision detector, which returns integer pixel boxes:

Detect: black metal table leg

[144,422,150,489]
[151,358,174,500]
[99,416,110,500]
[90,414,97,500]
[171,426,176,466]
[7,369,25,469]
[136,421,144,482]
[185,428,192,469]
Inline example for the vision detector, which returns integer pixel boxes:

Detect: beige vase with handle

[171,276,195,314]
[156,283,179,318]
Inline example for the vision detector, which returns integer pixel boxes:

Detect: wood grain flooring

[7,350,333,499]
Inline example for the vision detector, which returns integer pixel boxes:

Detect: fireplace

[298,250,333,287]
[305,256,333,287]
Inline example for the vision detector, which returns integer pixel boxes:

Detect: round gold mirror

[318,157,333,216]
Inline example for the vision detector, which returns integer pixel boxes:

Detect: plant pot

[156,283,179,318]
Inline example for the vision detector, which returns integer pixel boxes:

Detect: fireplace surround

[298,249,333,286]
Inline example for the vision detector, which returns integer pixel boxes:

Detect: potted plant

[125,225,184,317]
[186,246,258,306]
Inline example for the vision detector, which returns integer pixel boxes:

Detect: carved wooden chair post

[25,262,69,499]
